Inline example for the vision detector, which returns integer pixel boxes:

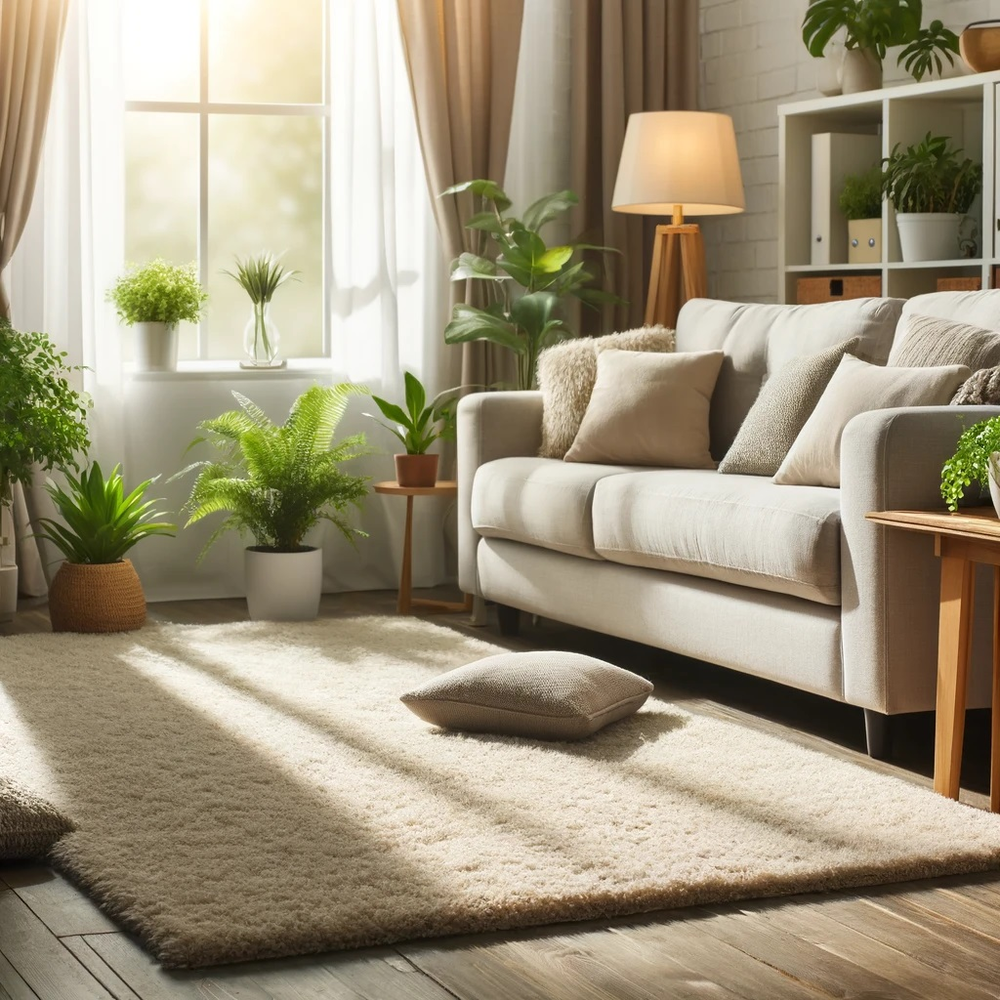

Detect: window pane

[208,0,322,104]
[125,112,200,360]
[123,0,199,102]
[207,115,323,360]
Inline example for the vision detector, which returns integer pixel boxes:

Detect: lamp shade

[612,111,745,217]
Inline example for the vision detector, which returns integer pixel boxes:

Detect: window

[122,0,328,361]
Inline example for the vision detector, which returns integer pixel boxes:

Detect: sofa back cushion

[901,288,1000,332]
[675,297,904,458]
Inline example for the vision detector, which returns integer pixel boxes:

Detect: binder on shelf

[810,132,881,266]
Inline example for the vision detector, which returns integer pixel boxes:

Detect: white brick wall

[699,0,1000,302]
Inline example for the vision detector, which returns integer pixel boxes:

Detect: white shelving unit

[778,72,1000,304]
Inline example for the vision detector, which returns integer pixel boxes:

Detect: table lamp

[612,111,745,328]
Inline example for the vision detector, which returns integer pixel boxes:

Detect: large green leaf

[510,292,560,339]
[522,190,578,231]
[403,371,426,424]
[450,252,502,281]
[443,304,526,354]
[440,179,512,213]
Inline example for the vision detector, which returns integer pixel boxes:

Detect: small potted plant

[882,133,981,262]
[365,372,459,487]
[32,463,175,632]
[175,384,371,621]
[222,252,299,369]
[107,258,207,372]
[839,164,883,264]
[942,415,1000,513]
[0,319,90,621]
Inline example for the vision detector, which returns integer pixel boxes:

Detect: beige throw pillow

[953,365,1000,405]
[718,338,860,477]
[537,326,675,459]
[888,312,1000,371]
[0,777,74,860]
[400,651,653,740]
[774,355,971,488]
[564,349,724,468]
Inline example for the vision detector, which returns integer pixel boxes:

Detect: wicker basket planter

[48,559,146,633]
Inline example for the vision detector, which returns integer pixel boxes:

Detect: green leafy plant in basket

[941,415,1000,512]
[442,180,622,391]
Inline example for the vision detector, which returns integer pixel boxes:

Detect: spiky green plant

[222,252,299,305]
[175,384,371,557]
[32,463,175,564]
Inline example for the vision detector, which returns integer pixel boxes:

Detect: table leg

[934,553,974,800]
[398,494,414,615]
[993,567,1000,812]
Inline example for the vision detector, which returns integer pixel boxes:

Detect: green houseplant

[941,415,1000,512]
[222,252,299,369]
[442,180,620,390]
[839,164,883,263]
[107,258,207,373]
[802,1,959,92]
[175,383,371,621]
[32,463,175,633]
[881,133,982,262]
[0,318,90,621]
[365,371,459,487]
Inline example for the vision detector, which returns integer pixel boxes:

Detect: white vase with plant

[107,259,207,373]
[223,252,299,369]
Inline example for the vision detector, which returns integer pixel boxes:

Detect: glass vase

[243,302,281,366]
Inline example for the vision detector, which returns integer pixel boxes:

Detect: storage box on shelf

[779,73,997,304]
[796,275,881,304]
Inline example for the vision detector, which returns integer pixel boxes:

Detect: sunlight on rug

[0,616,998,968]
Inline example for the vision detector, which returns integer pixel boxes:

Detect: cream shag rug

[1,617,999,969]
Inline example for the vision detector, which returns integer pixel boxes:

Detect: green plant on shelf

[839,164,883,220]
[881,134,981,215]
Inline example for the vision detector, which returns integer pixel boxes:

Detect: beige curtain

[396,0,524,388]
[570,0,699,334]
[0,0,71,596]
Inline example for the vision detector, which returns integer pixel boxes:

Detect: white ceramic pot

[0,564,16,623]
[816,39,844,96]
[895,212,961,262]
[133,321,178,372]
[841,48,882,94]
[989,453,1000,517]
[244,546,323,621]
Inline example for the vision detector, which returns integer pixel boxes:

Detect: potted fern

[222,252,299,369]
[32,464,175,632]
[175,384,371,621]
[107,258,207,372]
[839,164,883,264]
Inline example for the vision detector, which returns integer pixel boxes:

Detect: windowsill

[126,359,337,381]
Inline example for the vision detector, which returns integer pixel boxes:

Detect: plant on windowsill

[32,463,175,633]
[222,252,300,370]
[881,133,982,262]
[364,371,460,488]
[107,258,208,374]
[0,317,91,622]
[942,415,1000,513]
[442,180,622,390]
[173,383,371,622]
[839,164,883,263]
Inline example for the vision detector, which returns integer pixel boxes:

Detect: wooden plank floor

[2,589,999,999]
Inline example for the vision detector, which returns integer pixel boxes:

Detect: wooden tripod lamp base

[644,221,708,329]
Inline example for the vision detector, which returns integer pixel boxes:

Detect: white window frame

[123,1,332,362]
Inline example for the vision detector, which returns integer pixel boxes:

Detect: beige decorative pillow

[774,354,971,488]
[564,349,724,468]
[0,777,74,860]
[953,365,1000,405]
[400,651,653,740]
[537,326,675,459]
[718,338,860,477]
[888,312,1000,371]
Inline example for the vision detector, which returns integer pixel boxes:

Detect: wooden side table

[866,508,1000,810]
[373,481,473,616]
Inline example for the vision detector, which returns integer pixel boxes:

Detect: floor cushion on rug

[400,650,653,739]
[0,775,75,860]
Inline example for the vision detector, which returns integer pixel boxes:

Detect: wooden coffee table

[866,508,1000,810]
[373,480,473,616]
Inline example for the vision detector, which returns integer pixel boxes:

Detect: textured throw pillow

[953,365,1000,405]
[718,338,860,477]
[537,325,675,459]
[564,349,724,468]
[888,312,1000,370]
[400,651,653,740]
[774,354,971,488]
[0,777,74,860]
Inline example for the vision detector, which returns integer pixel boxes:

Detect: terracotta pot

[394,453,439,488]
[48,559,146,633]
[960,21,1000,73]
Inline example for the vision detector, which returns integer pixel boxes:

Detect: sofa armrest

[840,405,1000,713]
[457,391,544,595]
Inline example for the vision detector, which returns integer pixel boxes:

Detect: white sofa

[457,291,1000,757]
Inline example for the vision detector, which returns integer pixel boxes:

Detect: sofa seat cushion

[471,457,642,560]
[591,470,843,605]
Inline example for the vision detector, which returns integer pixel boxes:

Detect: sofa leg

[864,709,892,760]
[496,604,521,637]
